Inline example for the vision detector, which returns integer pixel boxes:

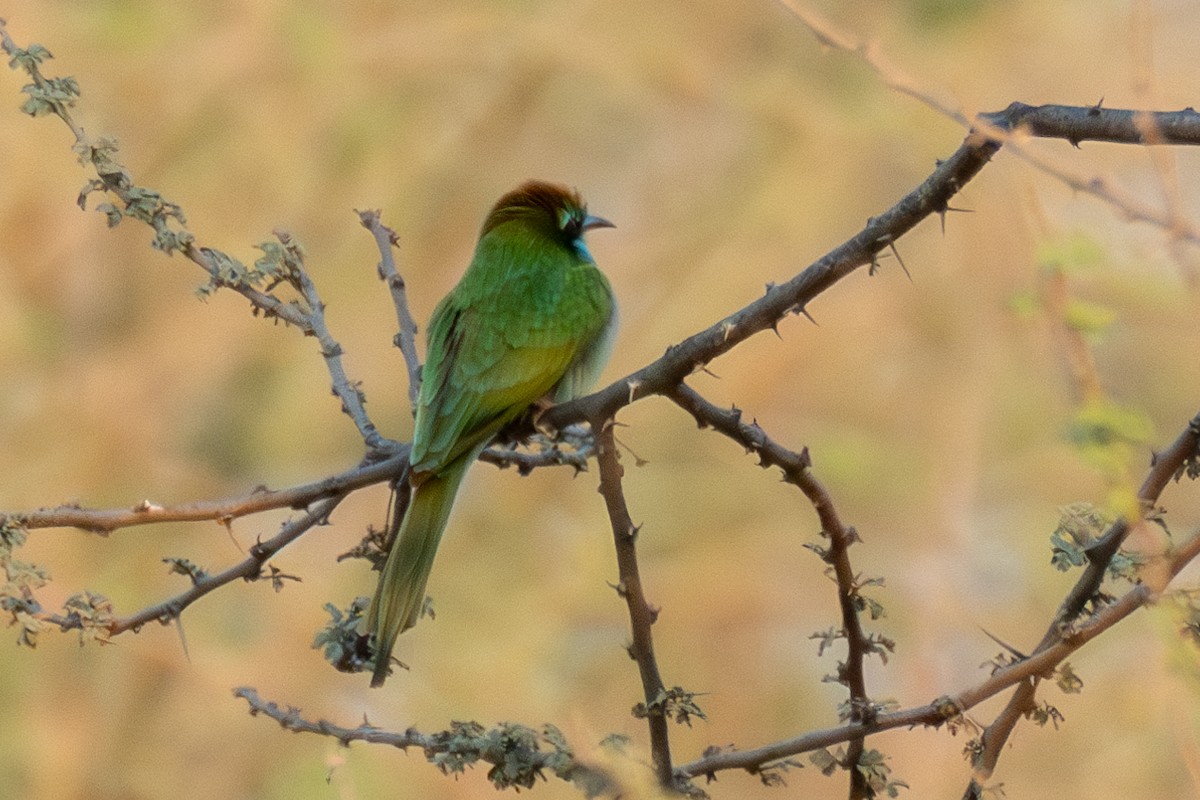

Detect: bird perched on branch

[366,180,617,687]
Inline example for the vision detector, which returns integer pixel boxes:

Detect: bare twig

[480,440,594,475]
[358,209,423,409]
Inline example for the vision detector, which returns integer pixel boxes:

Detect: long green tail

[367,456,470,687]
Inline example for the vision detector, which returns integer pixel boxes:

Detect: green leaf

[95,202,122,228]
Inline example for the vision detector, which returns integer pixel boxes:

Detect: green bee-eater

[366,180,617,686]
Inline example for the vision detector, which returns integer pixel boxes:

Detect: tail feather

[367,458,470,687]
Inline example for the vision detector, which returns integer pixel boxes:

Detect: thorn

[799,446,812,468]
[796,306,818,326]
[979,627,1029,659]
[769,319,783,339]
[889,242,912,282]
[764,281,777,295]
[647,604,661,624]
[698,365,720,379]
[607,580,628,598]
[175,615,191,662]
[626,380,641,403]
[1089,97,1104,115]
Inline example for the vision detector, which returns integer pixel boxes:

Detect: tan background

[1,1,1198,797]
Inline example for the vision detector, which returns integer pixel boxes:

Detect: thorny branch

[592,419,677,790]
[668,384,882,797]
[966,408,1200,789]
[679,528,1200,785]
[780,2,1200,264]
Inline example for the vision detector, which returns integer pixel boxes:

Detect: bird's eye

[558,207,583,238]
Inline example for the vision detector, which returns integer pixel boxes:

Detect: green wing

[409,243,614,477]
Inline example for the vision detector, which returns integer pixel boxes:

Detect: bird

[366,180,617,687]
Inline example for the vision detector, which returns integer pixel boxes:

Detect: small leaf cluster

[633,685,707,727]
[1067,400,1155,482]
[1055,662,1084,694]
[425,721,585,794]
[811,748,908,797]
[312,597,374,674]
[1174,418,1200,482]
[163,557,208,585]
[1049,502,1110,571]
[1026,701,1065,729]
[62,591,114,646]
[835,697,898,726]
[6,41,79,118]
[336,525,390,570]
[1169,589,1200,647]
[0,517,48,646]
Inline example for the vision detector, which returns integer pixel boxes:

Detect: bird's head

[480,180,613,260]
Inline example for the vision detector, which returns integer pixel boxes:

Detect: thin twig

[274,229,394,452]
[358,209,423,409]
[0,22,312,329]
[108,493,346,634]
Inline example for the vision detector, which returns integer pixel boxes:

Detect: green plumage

[366,181,616,687]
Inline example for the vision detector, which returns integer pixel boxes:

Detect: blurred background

[1,0,1198,797]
